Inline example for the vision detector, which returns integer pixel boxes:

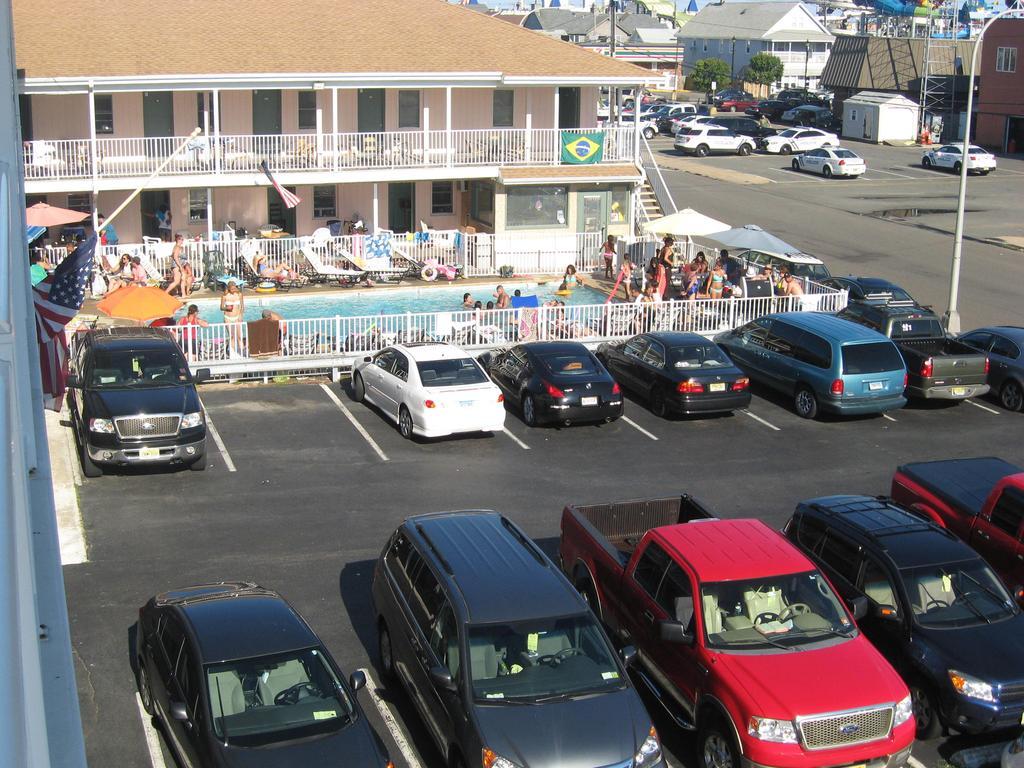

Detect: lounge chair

[297,247,364,286]
[237,240,302,291]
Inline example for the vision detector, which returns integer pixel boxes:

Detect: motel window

[996,47,1017,73]
[312,186,336,219]
[506,185,568,229]
[431,182,454,215]
[492,89,514,128]
[67,193,92,213]
[298,91,318,131]
[94,95,113,135]
[188,189,208,223]
[398,90,421,129]
[469,181,494,227]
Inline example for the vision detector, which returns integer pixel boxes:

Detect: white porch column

[553,87,560,130]
[315,108,323,168]
[372,182,379,233]
[87,83,98,229]
[445,86,453,167]
[206,187,214,241]
[525,89,533,163]
[628,182,638,236]
[331,87,339,172]
[212,88,221,174]
[633,91,642,164]
[423,105,430,165]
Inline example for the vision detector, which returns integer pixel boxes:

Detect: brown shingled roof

[13,0,651,81]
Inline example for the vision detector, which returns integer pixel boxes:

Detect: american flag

[34,235,97,411]
[259,160,301,209]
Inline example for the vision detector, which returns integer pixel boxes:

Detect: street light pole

[804,38,810,88]
[945,6,1021,333]
[730,36,736,83]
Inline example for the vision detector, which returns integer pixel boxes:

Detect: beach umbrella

[643,208,729,237]
[704,224,799,254]
[96,286,183,324]
[25,202,89,228]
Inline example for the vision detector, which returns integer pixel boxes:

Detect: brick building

[976,19,1024,152]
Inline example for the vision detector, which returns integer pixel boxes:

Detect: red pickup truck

[559,495,915,768]
[891,457,1024,598]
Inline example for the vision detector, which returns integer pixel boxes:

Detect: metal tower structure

[918,0,962,139]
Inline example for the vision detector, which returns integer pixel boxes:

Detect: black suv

[67,326,209,476]
[372,511,664,768]
[134,582,390,767]
[785,496,1024,739]
[708,116,777,140]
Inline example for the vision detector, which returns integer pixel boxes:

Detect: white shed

[841,92,921,143]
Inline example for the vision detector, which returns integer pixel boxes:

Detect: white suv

[674,125,755,157]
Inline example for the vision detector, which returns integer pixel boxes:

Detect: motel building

[15,0,657,273]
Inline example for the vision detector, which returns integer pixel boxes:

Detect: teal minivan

[714,312,907,418]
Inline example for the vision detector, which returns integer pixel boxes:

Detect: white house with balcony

[15,0,655,251]
[677,2,834,91]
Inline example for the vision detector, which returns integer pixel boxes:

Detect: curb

[44,408,87,565]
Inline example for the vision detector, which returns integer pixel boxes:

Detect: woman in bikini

[220,281,245,356]
[106,254,134,292]
[253,253,303,283]
[709,258,727,299]
[178,304,209,360]
[601,235,616,279]
[165,234,195,296]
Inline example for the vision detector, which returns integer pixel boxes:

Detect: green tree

[745,53,785,86]
[690,58,732,93]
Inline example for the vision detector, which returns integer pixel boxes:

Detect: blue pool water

[182,281,609,323]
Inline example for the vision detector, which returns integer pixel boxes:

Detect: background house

[975,18,1023,152]
[677,2,835,91]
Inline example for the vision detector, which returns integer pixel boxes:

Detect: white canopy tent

[642,208,729,237]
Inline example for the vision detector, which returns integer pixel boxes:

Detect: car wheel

[1000,379,1024,412]
[643,127,655,140]
[922,156,932,168]
[910,681,942,740]
[398,406,414,440]
[794,385,818,419]
[522,393,538,427]
[377,622,396,680]
[79,434,102,478]
[823,165,833,178]
[737,143,751,156]
[650,388,668,419]
[188,458,206,472]
[780,144,793,155]
[352,372,366,403]
[699,716,741,768]
[136,662,155,716]
[791,158,800,171]
[953,161,962,174]
[695,144,710,157]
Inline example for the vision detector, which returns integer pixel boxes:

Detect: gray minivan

[714,312,907,418]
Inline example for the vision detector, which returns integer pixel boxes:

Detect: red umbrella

[26,202,89,227]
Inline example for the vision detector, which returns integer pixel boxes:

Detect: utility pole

[610,0,620,123]
[730,36,736,83]
[804,38,810,88]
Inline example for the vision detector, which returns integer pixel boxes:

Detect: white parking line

[907,756,928,768]
[740,409,782,431]
[965,398,1000,415]
[870,167,916,179]
[622,416,659,441]
[202,406,236,472]
[134,693,168,768]
[501,427,531,450]
[320,383,390,462]
[882,413,898,422]
[362,668,424,768]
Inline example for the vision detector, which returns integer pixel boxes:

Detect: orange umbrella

[96,286,183,324]
[26,202,90,227]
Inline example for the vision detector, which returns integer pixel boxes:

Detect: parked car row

[135,453,1024,768]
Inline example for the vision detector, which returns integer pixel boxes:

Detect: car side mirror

[659,620,693,644]
[874,604,901,623]
[849,596,869,621]
[349,670,366,693]
[194,368,211,383]
[65,373,79,388]
[429,665,457,692]
[619,645,637,667]
[169,700,190,723]
[363,356,372,363]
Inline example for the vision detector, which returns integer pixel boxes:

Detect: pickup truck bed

[898,457,1021,517]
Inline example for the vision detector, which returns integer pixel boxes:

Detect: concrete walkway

[44,408,87,565]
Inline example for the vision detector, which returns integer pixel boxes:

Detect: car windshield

[206,647,354,747]
[468,614,624,703]
[667,343,730,369]
[417,358,489,387]
[90,348,189,388]
[778,129,799,137]
[539,353,599,377]
[701,571,854,651]
[841,342,904,374]
[901,560,1017,628]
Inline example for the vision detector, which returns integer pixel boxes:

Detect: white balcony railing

[23,127,637,182]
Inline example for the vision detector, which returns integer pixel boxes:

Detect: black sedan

[134,583,391,768]
[958,325,1024,411]
[820,276,920,306]
[745,100,789,121]
[479,341,623,426]
[596,332,751,417]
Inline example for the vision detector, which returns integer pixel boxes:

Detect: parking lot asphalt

[64,375,1023,768]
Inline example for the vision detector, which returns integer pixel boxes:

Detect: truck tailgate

[900,339,989,383]
[898,457,1022,517]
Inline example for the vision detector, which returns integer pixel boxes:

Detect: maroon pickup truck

[891,457,1024,598]
[559,495,915,768]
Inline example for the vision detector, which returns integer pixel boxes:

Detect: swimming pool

[182,281,609,322]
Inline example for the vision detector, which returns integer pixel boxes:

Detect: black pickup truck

[838,301,989,400]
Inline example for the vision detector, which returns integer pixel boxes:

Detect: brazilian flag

[560,131,605,164]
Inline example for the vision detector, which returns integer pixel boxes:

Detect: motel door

[143,92,174,157]
[358,89,385,133]
[253,90,282,135]
[267,187,297,234]
[388,183,414,234]
[578,190,608,241]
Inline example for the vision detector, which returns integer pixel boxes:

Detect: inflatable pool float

[255,281,278,294]
[554,289,573,296]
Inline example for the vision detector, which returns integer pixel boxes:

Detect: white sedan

[791,147,866,178]
[352,343,506,439]
[761,127,839,155]
[922,144,997,175]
